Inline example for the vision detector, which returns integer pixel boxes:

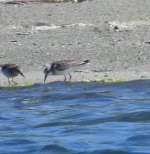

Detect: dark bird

[0,64,25,84]
[44,60,90,82]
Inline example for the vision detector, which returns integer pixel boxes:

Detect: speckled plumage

[44,60,89,82]
[0,64,25,84]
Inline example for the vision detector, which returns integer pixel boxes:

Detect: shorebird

[0,64,25,84]
[44,60,90,82]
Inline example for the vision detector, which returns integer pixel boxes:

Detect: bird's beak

[44,74,48,82]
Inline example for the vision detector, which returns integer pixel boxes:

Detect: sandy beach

[0,0,150,85]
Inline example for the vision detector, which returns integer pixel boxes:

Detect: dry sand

[0,0,150,85]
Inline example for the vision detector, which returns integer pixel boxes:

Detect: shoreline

[0,0,150,85]
[0,70,150,86]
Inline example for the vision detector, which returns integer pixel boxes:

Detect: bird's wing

[7,64,20,69]
[7,64,25,77]
[52,60,77,71]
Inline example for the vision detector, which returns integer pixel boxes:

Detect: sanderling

[44,60,89,82]
[0,64,25,84]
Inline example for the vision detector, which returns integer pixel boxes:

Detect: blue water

[0,80,150,154]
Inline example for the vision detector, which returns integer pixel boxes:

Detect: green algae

[0,82,33,88]
[128,17,149,21]
[82,77,125,83]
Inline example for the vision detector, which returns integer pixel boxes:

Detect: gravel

[0,0,150,84]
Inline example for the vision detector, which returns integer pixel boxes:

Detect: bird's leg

[12,78,17,85]
[64,75,67,82]
[8,78,11,85]
[68,74,72,82]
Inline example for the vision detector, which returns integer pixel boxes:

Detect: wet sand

[0,0,150,85]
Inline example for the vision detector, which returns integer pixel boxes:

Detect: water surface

[0,80,150,154]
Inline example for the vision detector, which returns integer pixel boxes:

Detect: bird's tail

[77,60,90,66]
[83,60,90,64]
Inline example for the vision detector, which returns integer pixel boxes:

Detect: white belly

[53,66,81,76]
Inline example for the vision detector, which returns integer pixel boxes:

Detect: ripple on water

[0,80,150,154]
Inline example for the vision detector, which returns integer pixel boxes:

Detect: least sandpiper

[0,64,25,84]
[44,60,89,82]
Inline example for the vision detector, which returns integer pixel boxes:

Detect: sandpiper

[44,60,90,82]
[0,64,25,84]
